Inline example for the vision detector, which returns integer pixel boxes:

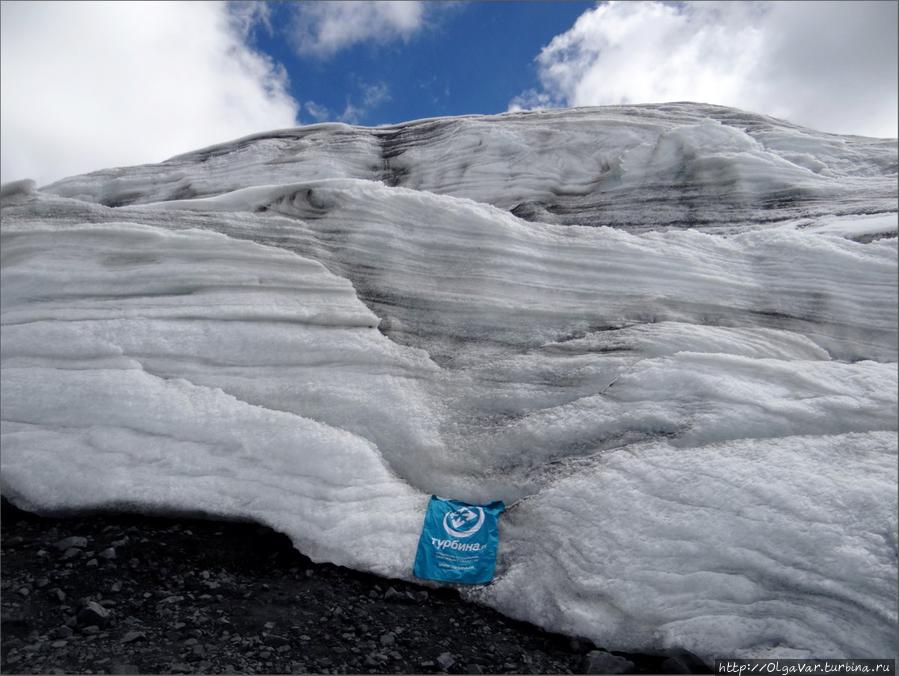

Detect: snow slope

[2,103,896,660]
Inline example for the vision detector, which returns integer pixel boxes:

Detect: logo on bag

[442,506,485,538]
[414,496,505,584]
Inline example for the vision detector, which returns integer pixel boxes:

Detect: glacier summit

[1,103,896,660]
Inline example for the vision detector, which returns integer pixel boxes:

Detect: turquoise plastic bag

[413,495,505,584]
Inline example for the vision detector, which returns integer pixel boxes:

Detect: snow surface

[2,103,897,660]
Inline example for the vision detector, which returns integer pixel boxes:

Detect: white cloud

[1,1,300,186]
[361,82,391,109]
[290,1,425,59]
[228,0,273,38]
[338,102,365,125]
[513,1,898,138]
[508,89,554,113]
[305,101,331,123]
[302,82,392,125]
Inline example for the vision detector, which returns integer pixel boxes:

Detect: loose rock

[77,601,111,627]
[265,634,290,647]
[55,536,88,551]
[660,650,710,674]
[437,652,456,670]
[583,650,636,674]
[1,498,664,675]
[121,630,145,644]
[50,626,74,640]
[384,586,404,601]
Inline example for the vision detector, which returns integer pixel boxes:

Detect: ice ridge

[1,103,896,661]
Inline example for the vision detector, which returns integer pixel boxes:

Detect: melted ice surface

[2,104,896,660]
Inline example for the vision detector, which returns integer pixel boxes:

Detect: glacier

[1,103,896,661]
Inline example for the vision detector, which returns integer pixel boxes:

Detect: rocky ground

[1,498,708,675]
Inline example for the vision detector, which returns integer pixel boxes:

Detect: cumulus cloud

[511,1,898,138]
[290,1,425,58]
[1,1,300,186]
[228,0,274,37]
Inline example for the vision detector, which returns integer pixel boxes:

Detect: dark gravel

[1,498,708,674]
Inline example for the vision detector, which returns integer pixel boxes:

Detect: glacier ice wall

[1,103,897,660]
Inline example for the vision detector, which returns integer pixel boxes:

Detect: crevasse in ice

[1,103,896,660]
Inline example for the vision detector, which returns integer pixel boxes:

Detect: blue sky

[1,1,896,185]
[249,2,594,126]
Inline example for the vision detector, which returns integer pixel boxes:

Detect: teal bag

[413,495,505,584]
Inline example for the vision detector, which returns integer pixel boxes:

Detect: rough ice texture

[1,103,897,661]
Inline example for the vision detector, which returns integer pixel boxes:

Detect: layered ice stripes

[1,103,896,660]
